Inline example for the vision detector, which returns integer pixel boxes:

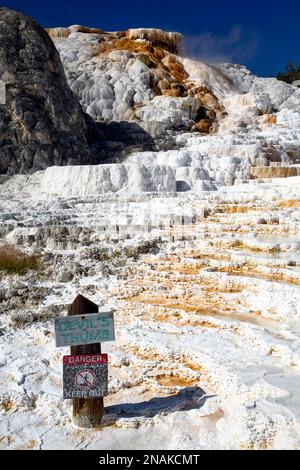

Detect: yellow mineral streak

[127,28,182,54]
[250,166,300,179]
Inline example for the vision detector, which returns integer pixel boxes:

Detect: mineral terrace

[0,10,300,450]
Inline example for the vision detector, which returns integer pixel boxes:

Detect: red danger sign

[63,353,108,399]
[63,354,108,365]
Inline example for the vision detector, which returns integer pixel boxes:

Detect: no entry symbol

[75,369,96,389]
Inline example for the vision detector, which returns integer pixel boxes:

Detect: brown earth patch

[154,373,199,388]
[276,200,300,208]
[0,399,15,412]
[215,265,300,285]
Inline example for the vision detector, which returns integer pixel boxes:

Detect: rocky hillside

[0,8,92,175]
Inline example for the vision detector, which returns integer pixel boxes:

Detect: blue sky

[3,0,300,76]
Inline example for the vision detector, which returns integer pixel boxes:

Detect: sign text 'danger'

[63,354,108,365]
[55,311,115,347]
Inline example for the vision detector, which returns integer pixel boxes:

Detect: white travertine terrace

[1,175,300,449]
[36,164,176,197]
[0,25,300,450]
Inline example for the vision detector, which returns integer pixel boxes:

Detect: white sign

[55,311,115,347]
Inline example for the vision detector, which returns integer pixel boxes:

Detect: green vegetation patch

[277,62,300,84]
[0,244,40,275]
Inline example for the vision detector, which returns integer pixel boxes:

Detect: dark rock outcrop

[0,8,92,175]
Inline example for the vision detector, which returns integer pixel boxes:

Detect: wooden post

[68,294,104,428]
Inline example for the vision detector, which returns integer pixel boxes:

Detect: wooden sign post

[68,294,104,428]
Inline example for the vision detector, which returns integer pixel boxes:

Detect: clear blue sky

[3,0,299,77]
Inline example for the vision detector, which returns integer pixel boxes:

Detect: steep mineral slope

[0,9,92,175]
[46,25,300,189]
[0,177,300,449]
[48,26,222,138]
[49,25,300,128]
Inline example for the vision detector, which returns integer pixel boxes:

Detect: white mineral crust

[0,26,300,450]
